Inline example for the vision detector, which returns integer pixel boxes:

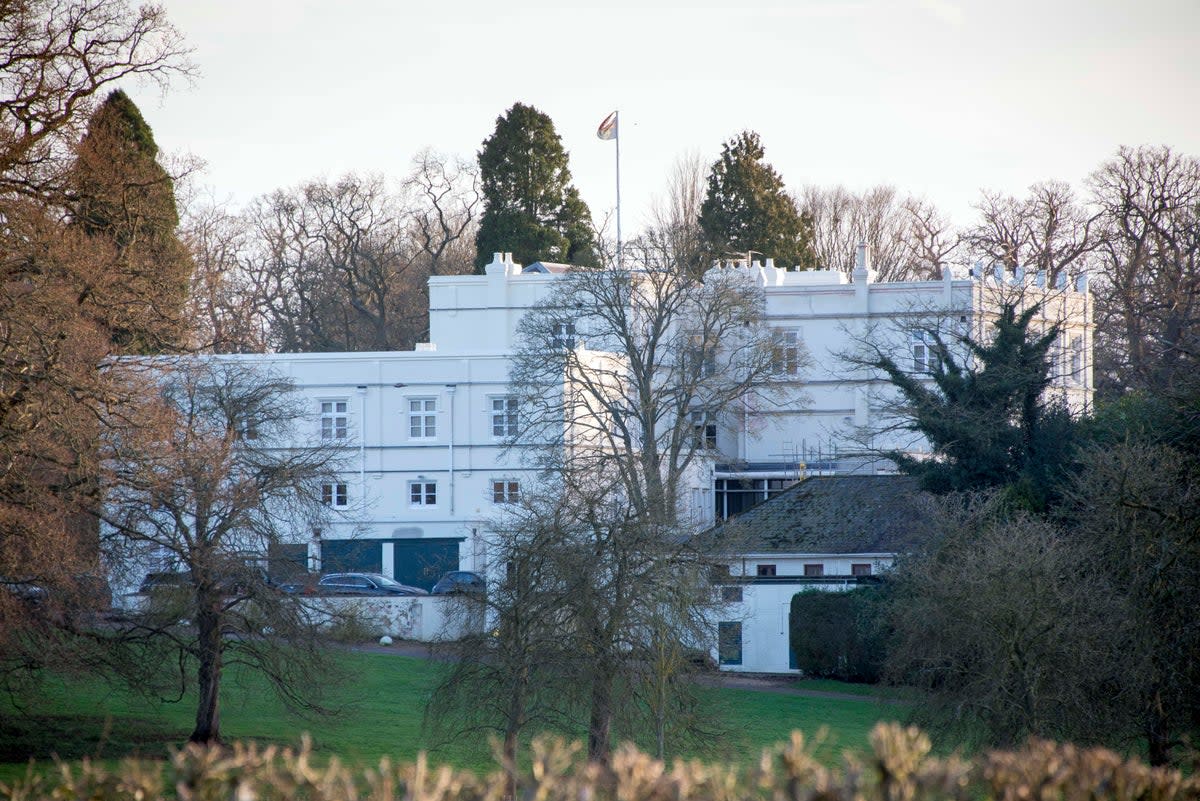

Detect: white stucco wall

[308,594,482,641]
[112,251,1093,630]
[713,256,1093,470]
[714,551,896,674]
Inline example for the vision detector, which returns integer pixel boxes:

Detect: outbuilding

[704,473,933,673]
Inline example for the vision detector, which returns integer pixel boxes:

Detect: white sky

[140,0,1199,235]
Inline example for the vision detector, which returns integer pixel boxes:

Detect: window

[491,396,518,438]
[1068,335,1084,384]
[409,481,437,507]
[237,416,259,440]
[320,401,348,440]
[552,321,576,350]
[691,410,717,450]
[714,477,798,520]
[851,563,872,576]
[720,585,743,603]
[321,482,348,508]
[408,398,436,439]
[804,564,824,577]
[756,564,777,577]
[686,336,716,378]
[912,331,937,373]
[492,480,520,504]
[773,328,802,375]
[718,621,743,665]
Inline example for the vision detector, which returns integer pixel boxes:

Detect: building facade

[110,251,1094,630]
[707,247,1092,522]
[705,473,931,673]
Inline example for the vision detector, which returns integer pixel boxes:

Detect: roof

[703,474,933,555]
[523,262,573,274]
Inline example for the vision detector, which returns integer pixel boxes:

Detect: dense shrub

[4,723,1197,801]
[789,587,888,682]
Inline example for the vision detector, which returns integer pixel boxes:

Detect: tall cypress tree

[474,103,596,272]
[698,131,816,270]
[71,89,192,351]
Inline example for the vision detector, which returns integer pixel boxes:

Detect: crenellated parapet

[703,243,1090,296]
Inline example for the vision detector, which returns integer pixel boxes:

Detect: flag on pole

[597,110,618,141]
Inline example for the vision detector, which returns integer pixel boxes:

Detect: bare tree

[181,196,267,353]
[99,359,347,744]
[240,175,415,351]
[513,262,797,525]
[0,0,191,687]
[1087,145,1200,396]
[644,152,707,276]
[961,181,1098,287]
[1062,439,1200,766]
[503,258,797,763]
[0,0,193,198]
[799,185,955,280]
[432,246,784,767]
[403,148,481,278]
[885,494,1127,749]
[237,164,480,353]
[426,492,584,784]
[799,184,857,272]
[900,197,960,279]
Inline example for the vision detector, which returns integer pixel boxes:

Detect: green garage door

[393,538,462,590]
[267,543,309,581]
[321,540,382,574]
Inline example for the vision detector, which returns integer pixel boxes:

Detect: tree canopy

[100,359,347,744]
[860,303,1074,507]
[698,131,815,270]
[474,103,596,271]
[0,0,192,704]
[70,89,192,351]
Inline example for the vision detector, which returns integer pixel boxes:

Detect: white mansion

[152,249,1090,592]
[111,249,1093,670]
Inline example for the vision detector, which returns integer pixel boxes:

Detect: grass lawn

[0,650,909,782]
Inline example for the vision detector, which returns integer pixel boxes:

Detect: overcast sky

[140,0,1199,236]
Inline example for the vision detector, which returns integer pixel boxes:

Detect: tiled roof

[704,474,933,555]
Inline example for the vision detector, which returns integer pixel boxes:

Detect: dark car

[139,568,286,595]
[1,578,49,605]
[139,571,193,592]
[431,570,485,596]
[311,573,429,597]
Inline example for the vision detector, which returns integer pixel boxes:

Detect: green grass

[790,678,922,701]
[0,650,907,781]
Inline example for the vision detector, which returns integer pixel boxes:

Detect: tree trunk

[501,674,525,799]
[502,723,519,799]
[587,671,614,765]
[189,591,223,744]
[1146,686,1172,767]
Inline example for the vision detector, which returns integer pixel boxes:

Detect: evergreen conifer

[474,103,596,272]
[699,131,816,270]
[71,90,192,350]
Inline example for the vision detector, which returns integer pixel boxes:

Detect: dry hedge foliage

[1,724,1196,801]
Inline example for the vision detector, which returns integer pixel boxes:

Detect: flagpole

[615,111,622,270]
[597,110,622,270]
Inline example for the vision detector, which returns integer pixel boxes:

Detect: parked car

[1,578,49,605]
[138,571,193,592]
[306,573,429,597]
[139,568,285,596]
[431,570,485,596]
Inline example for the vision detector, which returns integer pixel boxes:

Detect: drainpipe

[446,384,456,516]
[356,385,367,489]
